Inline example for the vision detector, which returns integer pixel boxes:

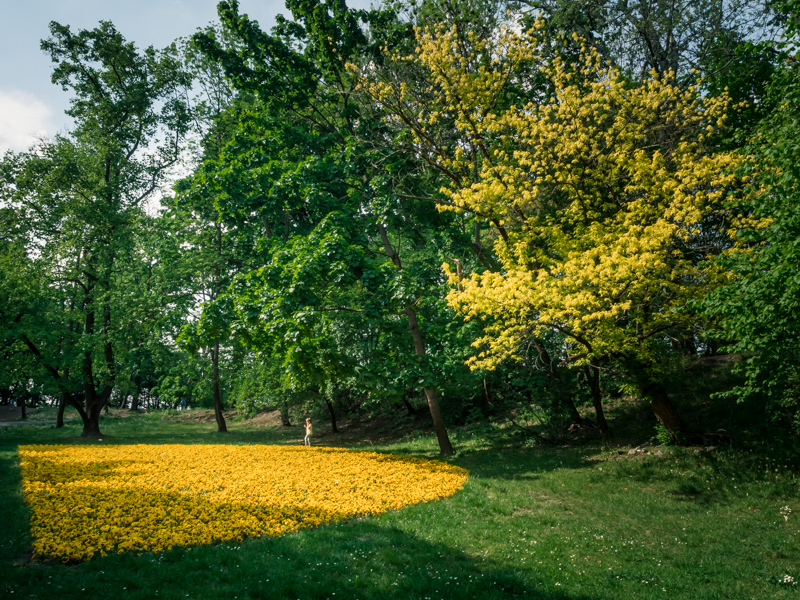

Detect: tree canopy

[1,0,797,449]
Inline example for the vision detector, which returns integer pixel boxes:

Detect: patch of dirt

[178,409,241,424]
[103,408,138,418]
[244,411,282,428]
[156,406,434,447]
[172,409,284,428]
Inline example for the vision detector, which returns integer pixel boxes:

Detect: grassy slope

[1,408,799,600]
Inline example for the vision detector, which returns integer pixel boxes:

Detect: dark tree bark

[130,373,141,412]
[82,414,102,437]
[404,306,454,455]
[640,378,687,443]
[209,219,228,434]
[280,401,291,428]
[78,275,114,438]
[325,398,339,433]
[377,223,454,455]
[625,358,688,443]
[583,364,608,434]
[212,339,228,433]
[56,393,67,428]
[402,393,418,416]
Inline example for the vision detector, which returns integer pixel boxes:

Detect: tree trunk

[583,364,608,434]
[56,393,67,428]
[79,391,107,438]
[81,413,102,438]
[20,395,26,420]
[377,222,453,455]
[479,378,492,416]
[405,306,454,455]
[402,394,418,416]
[212,339,228,433]
[79,277,106,439]
[325,398,339,433]
[643,381,687,443]
[130,374,141,412]
[279,401,291,428]
[627,359,687,444]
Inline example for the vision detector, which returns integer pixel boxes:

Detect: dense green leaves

[2,0,799,445]
[704,52,800,425]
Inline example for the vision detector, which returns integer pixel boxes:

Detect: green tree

[361,22,744,441]
[0,21,191,437]
[704,3,800,427]
[188,0,482,454]
[518,0,777,84]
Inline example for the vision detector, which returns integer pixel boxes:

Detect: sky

[0,0,366,154]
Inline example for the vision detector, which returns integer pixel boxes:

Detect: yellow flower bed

[18,444,468,562]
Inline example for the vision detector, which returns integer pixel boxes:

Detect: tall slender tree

[0,21,191,437]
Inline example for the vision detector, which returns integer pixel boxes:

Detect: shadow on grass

[4,518,592,600]
[451,439,596,481]
[604,444,800,509]
[0,448,32,566]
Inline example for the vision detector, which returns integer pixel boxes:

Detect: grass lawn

[1,408,799,599]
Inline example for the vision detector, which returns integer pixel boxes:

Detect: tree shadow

[0,447,32,566]
[603,446,799,509]
[6,518,593,600]
[450,442,595,481]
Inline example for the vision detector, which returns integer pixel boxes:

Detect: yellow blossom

[358,22,746,368]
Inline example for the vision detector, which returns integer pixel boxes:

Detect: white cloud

[0,90,54,154]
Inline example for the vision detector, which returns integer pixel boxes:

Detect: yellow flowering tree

[358,25,743,441]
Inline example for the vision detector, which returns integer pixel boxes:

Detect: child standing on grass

[304,418,313,446]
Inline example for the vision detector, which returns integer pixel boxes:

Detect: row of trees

[1,0,798,452]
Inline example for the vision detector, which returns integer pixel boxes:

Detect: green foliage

[654,424,674,446]
[523,0,777,85]
[0,20,191,434]
[3,0,799,444]
[704,55,800,426]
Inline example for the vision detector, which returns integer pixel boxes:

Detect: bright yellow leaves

[18,444,468,562]
[359,24,744,368]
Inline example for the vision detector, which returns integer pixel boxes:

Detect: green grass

[2,410,799,599]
